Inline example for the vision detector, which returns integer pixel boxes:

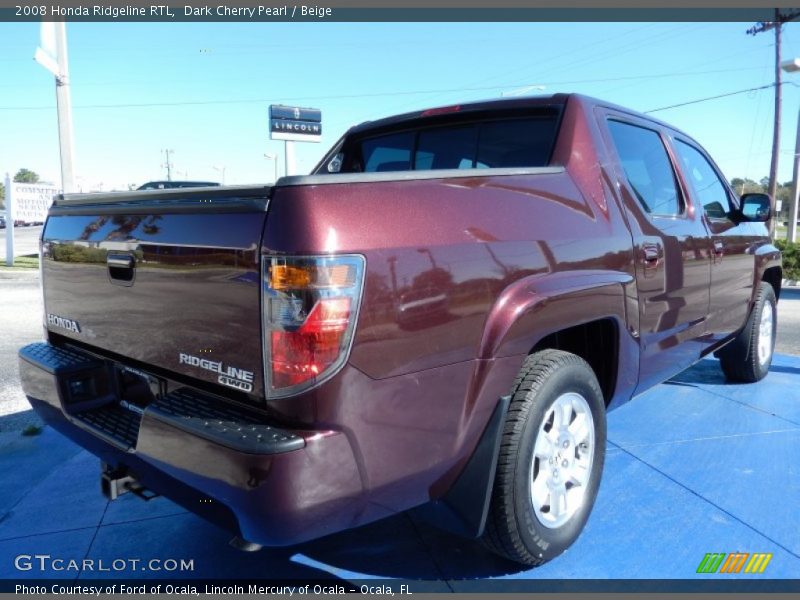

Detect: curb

[0,269,39,280]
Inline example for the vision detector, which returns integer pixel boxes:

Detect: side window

[607,120,683,217]
[476,118,559,168]
[673,140,732,219]
[361,132,414,172]
[415,126,478,170]
[352,114,560,173]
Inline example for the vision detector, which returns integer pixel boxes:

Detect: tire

[718,282,777,383]
[481,349,606,566]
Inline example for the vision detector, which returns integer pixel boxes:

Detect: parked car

[0,215,5,228]
[19,94,781,566]
[137,180,220,190]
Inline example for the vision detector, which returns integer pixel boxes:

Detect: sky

[0,20,799,191]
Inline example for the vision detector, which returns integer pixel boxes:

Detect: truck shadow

[289,513,523,581]
[667,358,728,386]
[667,357,799,386]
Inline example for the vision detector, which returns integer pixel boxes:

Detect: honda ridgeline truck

[19,94,781,565]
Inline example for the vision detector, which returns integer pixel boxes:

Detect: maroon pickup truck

[19,94,781,566]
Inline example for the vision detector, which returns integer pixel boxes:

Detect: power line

[381,23,695,118]
[1,62,768,91]
[597,41,773,97]
[0,66,775,112]
[746,8,800,236]
[645,83,775,113]
[744,47,773,179]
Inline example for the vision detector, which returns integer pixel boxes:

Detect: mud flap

[414,395,510,539]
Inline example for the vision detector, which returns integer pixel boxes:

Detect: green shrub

[775,239,800,281]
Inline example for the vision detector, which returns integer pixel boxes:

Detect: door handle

[642,243,662,266]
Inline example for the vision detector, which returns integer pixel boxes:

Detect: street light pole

[788,105,800,243]
[782,58,800,242]
[264,154,278,183]
[163,149,174,181]
[213,165,226,185]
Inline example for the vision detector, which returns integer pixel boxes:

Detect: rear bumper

[18,342,364,546]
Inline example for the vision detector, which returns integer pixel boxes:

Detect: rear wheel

[481,349,606,566]
[719,282,777,383]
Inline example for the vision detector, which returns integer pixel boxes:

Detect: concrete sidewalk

[1,355,798,587]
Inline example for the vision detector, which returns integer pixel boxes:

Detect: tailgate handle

[107,254,134,269]
[107,252,135,286]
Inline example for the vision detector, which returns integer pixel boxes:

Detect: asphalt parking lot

[0,275,799,587]
[0,225,42,262]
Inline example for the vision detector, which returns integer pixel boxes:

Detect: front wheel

[481,349,606,566]
[719,282,777,383]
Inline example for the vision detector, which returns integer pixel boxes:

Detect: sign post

[269,105,322,178]
[35,23,76,193]
[284,140,296,177]
[4,173,12,267]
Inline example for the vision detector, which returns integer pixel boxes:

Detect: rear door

[669,138,755,343]
[601,113,712,391]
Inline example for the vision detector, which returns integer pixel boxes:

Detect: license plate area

[115,365,166,414]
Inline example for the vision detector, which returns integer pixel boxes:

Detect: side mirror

[738,193,771,222]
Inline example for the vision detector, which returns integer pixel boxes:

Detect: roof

[347,93,571,136]
[346,92,694,142]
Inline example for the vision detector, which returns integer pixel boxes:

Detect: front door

[670,138,755,343]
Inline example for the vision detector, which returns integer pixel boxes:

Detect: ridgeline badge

[178,353,254,393]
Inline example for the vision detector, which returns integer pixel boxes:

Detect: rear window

[345,115,559,173]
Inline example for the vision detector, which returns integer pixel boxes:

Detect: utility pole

[162,149,174,181]
[748,9,800,236]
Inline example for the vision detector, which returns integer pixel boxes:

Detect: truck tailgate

[41,187,269,400]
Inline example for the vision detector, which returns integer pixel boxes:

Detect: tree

[730,176,794,222]
[0,181,4,209]
[729,177,764,195]
[13,168,40,183]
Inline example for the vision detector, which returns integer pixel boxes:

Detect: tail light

[262,255,365,398]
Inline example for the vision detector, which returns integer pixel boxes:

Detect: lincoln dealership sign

[269,105,322,143]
